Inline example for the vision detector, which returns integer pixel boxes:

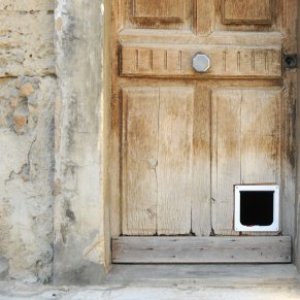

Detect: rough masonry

[0,0,56,282]
[0,0,106,284]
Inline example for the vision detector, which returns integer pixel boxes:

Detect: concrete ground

[0,265,300,300]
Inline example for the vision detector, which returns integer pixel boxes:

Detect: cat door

[234,185,280,232]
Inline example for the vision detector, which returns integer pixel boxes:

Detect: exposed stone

[13,107,28,134]
[0,77,49,135]
[0,76,56,282]
[20,83,34,98]
[13,113,27,128]
[0,0,54,11]
[0,6,55,77]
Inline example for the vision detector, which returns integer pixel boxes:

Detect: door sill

[112,236,291,264]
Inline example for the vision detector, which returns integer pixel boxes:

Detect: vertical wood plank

[196,0,214,34]
[280,0,298,235]
[122,88,159,235]
[280,0,298,53]
[110,0,126,237]
[241,89,281,184]
[192,86,211,236]
[212,89,241,235]
[281,73,297,237]
[157,88,194,235]
[110,95,122,237]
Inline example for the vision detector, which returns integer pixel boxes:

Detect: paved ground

[0,286,300,300]
[0,265,300,300]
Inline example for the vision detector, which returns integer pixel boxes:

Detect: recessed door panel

[124,0,194,29]
[122,87,194,235]
[222,0,273,25]
[211,88,282,235]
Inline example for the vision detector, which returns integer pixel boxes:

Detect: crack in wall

[4,135,37,185]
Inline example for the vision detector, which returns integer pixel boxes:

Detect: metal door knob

[192,53,211,73]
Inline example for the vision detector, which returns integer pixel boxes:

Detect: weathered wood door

[110,0,297,263]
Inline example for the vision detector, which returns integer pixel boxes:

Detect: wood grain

[241,89,281,184]
[121,44,281,78]
[280,72,297,237]
[211,89,241,235]
[192,86,211,236]
[196,0,214,34]
[112,236,292,263]
[110,0,297,256]
[211,89,282,235]
[157,88,194,235]
[122,87,194,235]
[222,0,272,25]
[132,0,185,21]
[122,88,160,235]
[125,0,194,30]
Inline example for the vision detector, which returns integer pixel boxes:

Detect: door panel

[211,88,281,235]
[111,0,297,262]
[211,89,241,235]
[157,88,194,235]
[215,0,278,32]
[192,86,211,236]
[122,87,194,235]
[125,0,194,29]
[240,89,281,183]
[122,88,159,235]
[222,0,273,25]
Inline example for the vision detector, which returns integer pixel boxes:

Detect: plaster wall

[53,0,106,284]
[0,1,56,282]
[0,0,107,284]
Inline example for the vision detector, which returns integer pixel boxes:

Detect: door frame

[54,0,300,278]
[103,0,300,272]
[295,0,300,272]
[106,0,299,267]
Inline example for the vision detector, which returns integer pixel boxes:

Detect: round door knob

[192,53,211,73]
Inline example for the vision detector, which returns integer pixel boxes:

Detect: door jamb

[102,0,113,271]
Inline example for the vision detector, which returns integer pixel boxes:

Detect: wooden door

[110,0,297,263]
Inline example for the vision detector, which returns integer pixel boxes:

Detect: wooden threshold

[112,236,292,264]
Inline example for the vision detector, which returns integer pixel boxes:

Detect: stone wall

[0,0,107,284]
[0,1,56,282]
